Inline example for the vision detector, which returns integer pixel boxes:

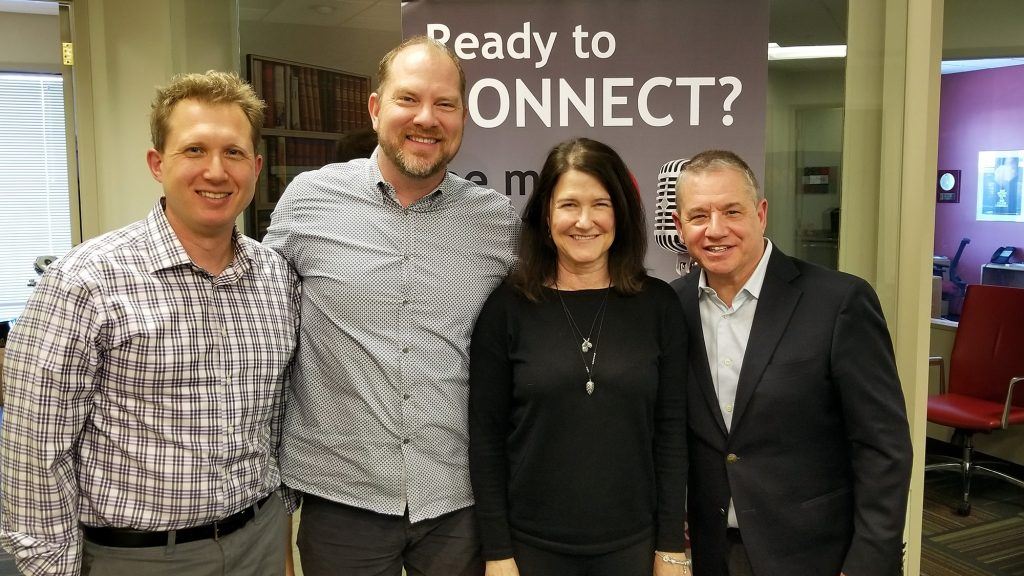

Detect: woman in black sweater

[469,138,689,576]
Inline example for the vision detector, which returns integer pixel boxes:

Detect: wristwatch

[657,551,692,567]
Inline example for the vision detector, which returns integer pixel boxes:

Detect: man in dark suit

[670,150,912,576]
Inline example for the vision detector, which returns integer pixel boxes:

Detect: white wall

[74,0,235,237]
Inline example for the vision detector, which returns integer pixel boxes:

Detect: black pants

[296,494,483,576]
[725,529,754,576]
[512,536,654,576]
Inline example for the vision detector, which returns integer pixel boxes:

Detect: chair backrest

[948,237,970,291]
[948,284,1024,406]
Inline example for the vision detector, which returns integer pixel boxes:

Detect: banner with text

[402,0,768,279]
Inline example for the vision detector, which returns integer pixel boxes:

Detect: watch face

[939,172,956,191]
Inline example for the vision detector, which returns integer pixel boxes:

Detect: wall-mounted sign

[802,166,832,194]
[936,169,960,203]
[977,150,1024,222]
[402,0,769,280]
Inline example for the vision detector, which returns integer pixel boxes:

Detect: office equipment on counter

[990,246,1017,265]
[980,262,1024,289]
[27,255,58,288]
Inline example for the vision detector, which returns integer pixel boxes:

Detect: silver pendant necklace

[555,282,611,395]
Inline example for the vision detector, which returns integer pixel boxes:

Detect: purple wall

[935,64,1024,285]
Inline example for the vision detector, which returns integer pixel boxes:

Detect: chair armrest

[929,356,946,394]
[1002,377,1024,429]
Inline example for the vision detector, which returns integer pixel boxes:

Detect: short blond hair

[150,70,265,152]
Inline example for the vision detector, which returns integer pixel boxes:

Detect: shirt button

[723,358,733,367]
[725,404,733,413]
[402,347,409,353]
[403,438,410,444]
[403,393,410,400]
[402,299,409,306]
[726,453,739,463]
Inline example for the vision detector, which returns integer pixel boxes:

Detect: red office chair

[926,284,1024,515]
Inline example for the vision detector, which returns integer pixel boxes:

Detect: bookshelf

[245,54,372,239]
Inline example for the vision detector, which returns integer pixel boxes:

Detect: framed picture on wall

[977,150,1024,221]
[802,166,833,194]
[937,169,960,203]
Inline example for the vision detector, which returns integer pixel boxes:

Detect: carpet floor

[921,471,1024,576]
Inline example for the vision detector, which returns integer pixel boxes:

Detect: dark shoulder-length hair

[510,137,648,301]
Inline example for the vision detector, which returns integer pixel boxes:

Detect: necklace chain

[555,282,611,395]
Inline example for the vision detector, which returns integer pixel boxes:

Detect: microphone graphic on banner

[654,158,698,276]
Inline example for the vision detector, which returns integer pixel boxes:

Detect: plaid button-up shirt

[0,202,300,576]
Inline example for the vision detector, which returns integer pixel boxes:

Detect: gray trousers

[81,493,287,576]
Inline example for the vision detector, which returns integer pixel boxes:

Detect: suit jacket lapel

[679,272,729,436]
[730,249,802,431]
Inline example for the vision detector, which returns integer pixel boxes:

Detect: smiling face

[674,166,767,298]
[548,169,616,280]
[146,99,262,244]
[369,44,465,188]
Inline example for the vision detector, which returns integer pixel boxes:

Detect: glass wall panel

[765,0,847,269]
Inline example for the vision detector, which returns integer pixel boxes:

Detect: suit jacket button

[726,453,739,463]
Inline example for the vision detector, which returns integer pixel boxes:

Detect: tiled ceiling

[237,0,850,44]
[239,0,398,32]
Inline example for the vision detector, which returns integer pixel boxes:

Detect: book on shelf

[245,54,373,239]
[273,64,286,127]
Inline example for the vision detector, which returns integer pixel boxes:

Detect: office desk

[980,263,1024,289]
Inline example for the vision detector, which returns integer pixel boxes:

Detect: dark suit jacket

[672,247,912,576]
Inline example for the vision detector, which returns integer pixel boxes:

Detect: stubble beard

[379,135,453,181]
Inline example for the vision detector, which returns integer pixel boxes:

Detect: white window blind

[0,72,72,320]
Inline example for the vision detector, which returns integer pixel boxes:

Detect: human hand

[485,558,521,576]
[653,551,691,576]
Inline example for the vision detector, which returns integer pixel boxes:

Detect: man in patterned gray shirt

[0,71,299,575]
[264,37,519,576]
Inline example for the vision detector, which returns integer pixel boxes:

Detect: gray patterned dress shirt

[264,150,519,523]
[0,202,300,576]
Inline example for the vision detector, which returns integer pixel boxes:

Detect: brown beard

[378,134,451,180]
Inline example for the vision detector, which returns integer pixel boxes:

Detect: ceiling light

[768,43,847,61]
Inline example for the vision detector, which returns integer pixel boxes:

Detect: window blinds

[0,72,72,320]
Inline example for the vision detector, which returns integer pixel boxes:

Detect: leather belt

[81,494,272,548]
[726,527,743,543]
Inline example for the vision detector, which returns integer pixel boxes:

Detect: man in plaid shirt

[0,71,299,576]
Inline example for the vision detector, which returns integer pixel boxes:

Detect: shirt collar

[145,199,252,278]
[697,238,774,302]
